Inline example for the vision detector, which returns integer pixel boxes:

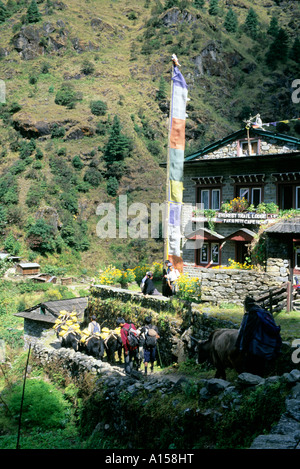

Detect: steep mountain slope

[0,0,299,275]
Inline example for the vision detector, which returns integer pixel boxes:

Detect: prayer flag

[165,56,188,269]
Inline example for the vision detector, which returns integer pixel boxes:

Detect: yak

[197,328,243,380]
[61,330,81,352]
[84,335,105,360]
[104,334,123,364]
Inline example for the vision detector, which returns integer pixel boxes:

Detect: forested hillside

[0,0,299,275]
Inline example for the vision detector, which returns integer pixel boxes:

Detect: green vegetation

[0,0,298,274]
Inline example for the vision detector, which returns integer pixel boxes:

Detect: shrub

[72,155,84,170]
[83,168,102,187]
[51,124,65,139]
[81,59,95,75]
[6,380,71,429]
[55,83,80,109]
[90,100,107,116]
[176,274,201,301]
[26,219,57,253]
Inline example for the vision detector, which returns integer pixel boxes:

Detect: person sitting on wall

[143,272,161,296]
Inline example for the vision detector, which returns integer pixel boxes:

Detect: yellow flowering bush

[99,265,123,285]
[132,261,163,284]
[229,197,249,213]
[99,262,164,287]
[212,259,255,270]
[176,274,201,300]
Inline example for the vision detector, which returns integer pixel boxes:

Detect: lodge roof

[184,128,300,163]
[264,217,300,234]
[14,297,88,324]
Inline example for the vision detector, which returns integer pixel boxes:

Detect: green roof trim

[184,128,300,162]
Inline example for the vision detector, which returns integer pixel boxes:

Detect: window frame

[238,139,260,156]
[296,186,300,210]
[236,185,263,207]
[295,246,300,270]
[197,242,221,267]
[197,187,221,211]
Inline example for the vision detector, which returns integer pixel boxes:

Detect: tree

[103,115,132,167]
[26,0,41,23]
[267,16,279,37]
[26,219,57,253]
[224,8,238,33]
[209,0,219,16]
[244,7,259,39]
[106,176,119,197]
[193,0,205,8]
[0,1,8,23]
[266,28,289,69]
[290,37,300,65]
[156,76,167,101]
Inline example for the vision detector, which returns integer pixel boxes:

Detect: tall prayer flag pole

[164,54,188,271]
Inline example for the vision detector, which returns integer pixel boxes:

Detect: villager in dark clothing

[143,272,161,296]
[162,260,172,297]
[140,316,160,376]
[236,296,266,376]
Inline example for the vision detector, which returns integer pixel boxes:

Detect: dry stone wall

[183,265,286,306]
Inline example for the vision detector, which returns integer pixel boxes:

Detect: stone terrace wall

[184,264,285,306]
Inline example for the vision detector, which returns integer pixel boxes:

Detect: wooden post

[163,61,175,264]
[16,343,31,449]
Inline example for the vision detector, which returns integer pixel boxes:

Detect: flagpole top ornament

[172,54,181,67]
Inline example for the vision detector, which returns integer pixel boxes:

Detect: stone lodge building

[181,126,300,279]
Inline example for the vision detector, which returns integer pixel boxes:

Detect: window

[238,187,262,207]
[197,242,220,266]
[200,189,209,210]
[211,189,220,210]
[278,184,300,210]
[296,186,300,210]
[211,243,219,264]
[252,188,261,207]
[198,188,221,210]
[200,243,208,263]
[239,140,259,156]
[295,247,300,270]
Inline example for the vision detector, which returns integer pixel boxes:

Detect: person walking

[116,317,139,375]
[236,296,281,377]
[88,315,101,334]
[141,316,160,376]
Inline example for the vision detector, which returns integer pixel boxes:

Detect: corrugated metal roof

[18,263,40,268]
[264,217,300,234]
[14,297,88,324]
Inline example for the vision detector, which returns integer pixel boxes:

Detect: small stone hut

[15,297,88,347]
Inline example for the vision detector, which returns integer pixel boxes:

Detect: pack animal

[84,335,105,360]
[197,329,243,380]
[104,334,123,364]
[61,330,81,352]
